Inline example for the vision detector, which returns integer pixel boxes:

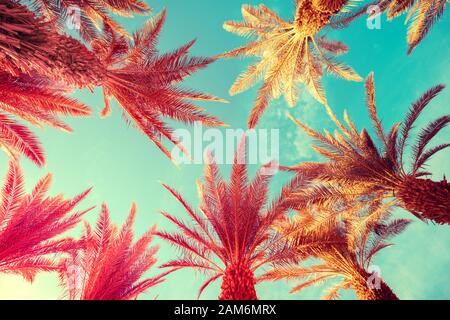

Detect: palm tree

[286,73,450,225]
[157,138,306,300]
[90,10,225,159]
[28,0,151,41]
[262,202,407,300]
[219,1,362,128]
[59,203,166,300]
[1,2,224,159]
[0,72,92,166]
[0,161,93,281]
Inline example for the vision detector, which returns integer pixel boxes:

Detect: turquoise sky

[0,0,449,300]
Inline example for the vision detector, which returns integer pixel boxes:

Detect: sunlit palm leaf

[219,2,361,128]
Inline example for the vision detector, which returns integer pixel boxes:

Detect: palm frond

[0,161,92,280]
[265,201,405,298]
[59,203,164,300]
[406,0,447,54]
[0,112,44,166]
[399,84,445,165]
[95,10,225,158]
[412,115,450,171]
[27,0,151,41]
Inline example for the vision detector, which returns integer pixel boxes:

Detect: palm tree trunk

[218,264,257,300]
[396,177,450,225]
[50,35,105,88]
[314,0,348,13]
[353,275,398,300]
[294,0,346,32]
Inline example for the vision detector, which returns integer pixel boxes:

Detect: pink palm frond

[59,203,165,300]
[91,10,226,159]
[0,161,93,281]
[28,0,151,41]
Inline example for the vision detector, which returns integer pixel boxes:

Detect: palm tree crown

[219,1,361,128]
[287,73,450,225]
[0,0,92,164]
[157,138,305,299]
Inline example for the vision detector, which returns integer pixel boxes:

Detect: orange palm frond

[59,203,166,300]
[398,0,447,54]
[329,0,391,29]
[398,84,445,166]
[262,202,407,300]
[219,2,361,128]
[0,161,93,281]
[332,0,448,54]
